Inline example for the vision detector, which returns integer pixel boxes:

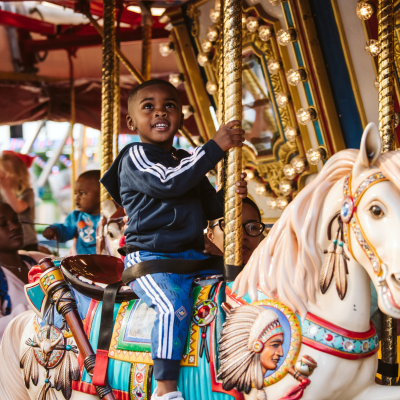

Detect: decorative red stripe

[305,313,376,340]
[225,286,247,305]
[302,337,378,360]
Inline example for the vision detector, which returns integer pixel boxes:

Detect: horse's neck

[307,177,371,332]
[307,259,371,332]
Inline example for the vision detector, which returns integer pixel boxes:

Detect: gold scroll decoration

[379,0,397,386]
[100,0,116,202]
[113,56,120,160]
[223,0,242,271]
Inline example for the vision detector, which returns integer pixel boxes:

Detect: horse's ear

[354,123,381,175]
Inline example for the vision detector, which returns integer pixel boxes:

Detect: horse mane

[233,149,400,318]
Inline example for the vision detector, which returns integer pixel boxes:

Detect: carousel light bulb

[169,73,183,87]
[269,0,282,5]
[286,68,307,86]
[306,147,327,165]
[197,53,210,67]
[259,25,273,41]
[276,92,290,108]
[296,108,317,125]
[279,180,293,196]
[276,29,297,46]
[214,0,221,11]
[206,81,218,95]
[395,112,400,128]
[266,196,277,210]
[207,26,219,42]
[182,105,194,120]
[283,164,297,180]
[284,126,299,142]
[243,169,255,180]
[356,2,375,20]
[365,39,379,57]
[374,76,379,90]
[159,42,173,57]
[209,8,220,24]
[276,196,289,210]
[255,184,267,196]
[291,157,306,174]
[242,15,247,29]
[267,59,281,75]
[246,16,259,33]
[201,38,213,53]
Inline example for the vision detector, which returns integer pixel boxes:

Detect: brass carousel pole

[140,2,152,81]
[113,4,122,160]
[222,0,242,280]
[217,0,224,191]
[379,0,397,385]
[100,0,116,203]
[68,54,76,209]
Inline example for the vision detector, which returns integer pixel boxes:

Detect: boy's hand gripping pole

[37,257,117,400]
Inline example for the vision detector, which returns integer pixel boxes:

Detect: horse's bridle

[341,172,388,278]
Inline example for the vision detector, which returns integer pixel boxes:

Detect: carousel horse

[3,123,400,400]
[96,199,125,258]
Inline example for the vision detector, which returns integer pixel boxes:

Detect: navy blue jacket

[100,140,225,253]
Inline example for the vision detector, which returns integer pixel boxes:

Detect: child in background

[43,170,100,255]
[101,79,247,400]
[0,151,38,251]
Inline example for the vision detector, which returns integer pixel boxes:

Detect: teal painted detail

[303,82,314,106]
[338,241,343,247]
[313,120,324,146]
[66,345,71,351]
[45,378,49,383]
[293,42,304,68]
[26,284,46,312]
[283,2,294,28]
[333,239,338,245]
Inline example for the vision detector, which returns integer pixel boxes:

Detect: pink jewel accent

[325,334,333,342]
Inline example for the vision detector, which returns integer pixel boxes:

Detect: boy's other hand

[213,120,245,152]
[236,172,247,199]
[42,227,59,241]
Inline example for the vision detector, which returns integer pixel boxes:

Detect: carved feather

[251,353,264,390]
[68,349,80,381]
[219,340,248,355]
[220,324,251,336]
[217,352,253,380]
[223,360,251,392]
[219,347,248,363]
[218,331,249,344]
[20,345,38,388]
[243,364,253,394]
[319,242,336,294]
[335,245,348,300]
[37,383,58,400]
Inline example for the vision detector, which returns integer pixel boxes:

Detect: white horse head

[234,123,400,322]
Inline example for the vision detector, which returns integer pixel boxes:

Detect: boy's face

[75,177,100,215]
[126,84,184,150]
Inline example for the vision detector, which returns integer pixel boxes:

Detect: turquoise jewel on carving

[66,345,71,351]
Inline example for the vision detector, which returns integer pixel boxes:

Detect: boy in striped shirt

[101,79,246,400]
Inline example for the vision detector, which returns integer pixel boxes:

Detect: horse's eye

[369,205,384,218]
[109,232,114,238]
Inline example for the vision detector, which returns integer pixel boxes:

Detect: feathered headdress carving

[217,305,281,396]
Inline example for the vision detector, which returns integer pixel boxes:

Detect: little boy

[101,79,246,400]
[43,170,100,255]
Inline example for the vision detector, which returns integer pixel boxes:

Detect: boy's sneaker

[151,388,184,400]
